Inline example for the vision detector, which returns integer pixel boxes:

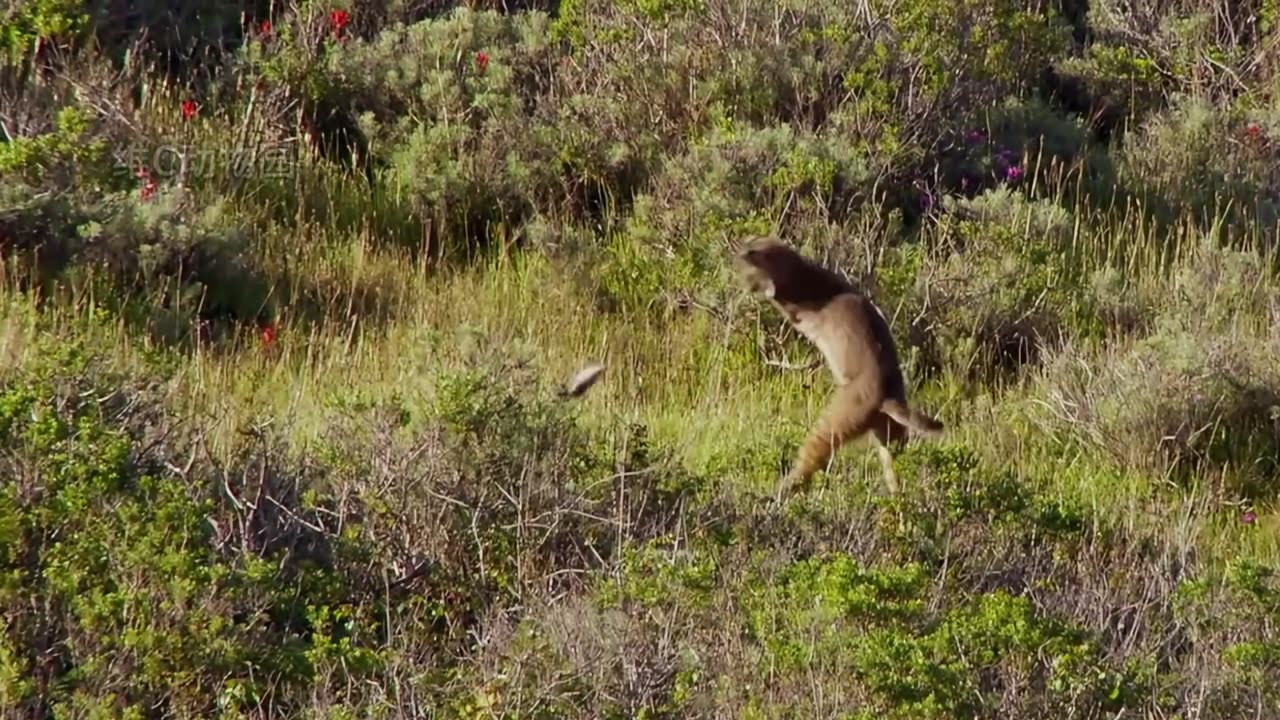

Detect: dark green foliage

[0,350,326,716]
[744,551,1145,718]
[0,342,718,715]
[6,0,1280,715]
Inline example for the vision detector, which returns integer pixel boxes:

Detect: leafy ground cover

[3,0,1280,716]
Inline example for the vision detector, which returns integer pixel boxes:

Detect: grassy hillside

[3,0,1280,716]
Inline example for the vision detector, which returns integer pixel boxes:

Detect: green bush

[1039,329,1280,502]
[1115,97,1280,233]
[0,105,121,192]
[0,184,271,344]
[1,0,89,65]
[1083,0,1280,104]
[221,0,1083,253]
[0,349,331,716]
[1173,557,1280,715]
[903,187,1103,381]
[1049,43,1167,139]
[606,123,873,307]
[1032,242,1280,501]
[0,339,724,715]
[744,551,1142,719]
[933,98,1095,202]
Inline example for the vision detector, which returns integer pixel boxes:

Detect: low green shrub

[0,339,723,715]
[903,187,1103,382]
[1173,557,1280,715]
[0,183,272,345]
[1,0,90,65]
[0,348,338,716]
[1115,97,1280,234]
[1032,242,1280,501]
[744,551,1143,719]
[0,105,122,192]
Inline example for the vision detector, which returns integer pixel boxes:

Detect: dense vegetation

[3,0,1280,716]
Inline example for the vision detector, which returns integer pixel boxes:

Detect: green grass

[5,144,1277,534]
[4,170,1275,538]
[6,180,1276,720]
[6,2,1280,714]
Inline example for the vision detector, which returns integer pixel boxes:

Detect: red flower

[475,51,489,73]
[1246,121,1263,139]
[259,19,273,36]
[181,99,198,120]
[330,9,350,37]
[135,166,158,200]
[261,324,277,346]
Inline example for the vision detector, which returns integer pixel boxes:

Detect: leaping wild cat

[735,236,944,497]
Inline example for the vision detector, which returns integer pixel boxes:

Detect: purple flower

[1242,511,1257,524]
[965,129,986,144]
[920,191,934,210]
[1006,165,1024,181]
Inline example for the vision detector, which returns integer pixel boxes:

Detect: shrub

[249,7,663,248]
[1047,43,1167,141]
[1,0,90,65]
[0,337,724,715]
[1173,557,1280,715]
[0,104,122,192]
[0,348,331,716]
[932,98,1095,203]
[907,187,1102,381]
[0,183,271,344]
[224,0,1082,254]
[1114,97,1280,234]
[601,123,874,308]
[1083,0,1279,103]
[1031,242,1280,501]
[744,550,1142,719]
[1042,330,1280,502]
